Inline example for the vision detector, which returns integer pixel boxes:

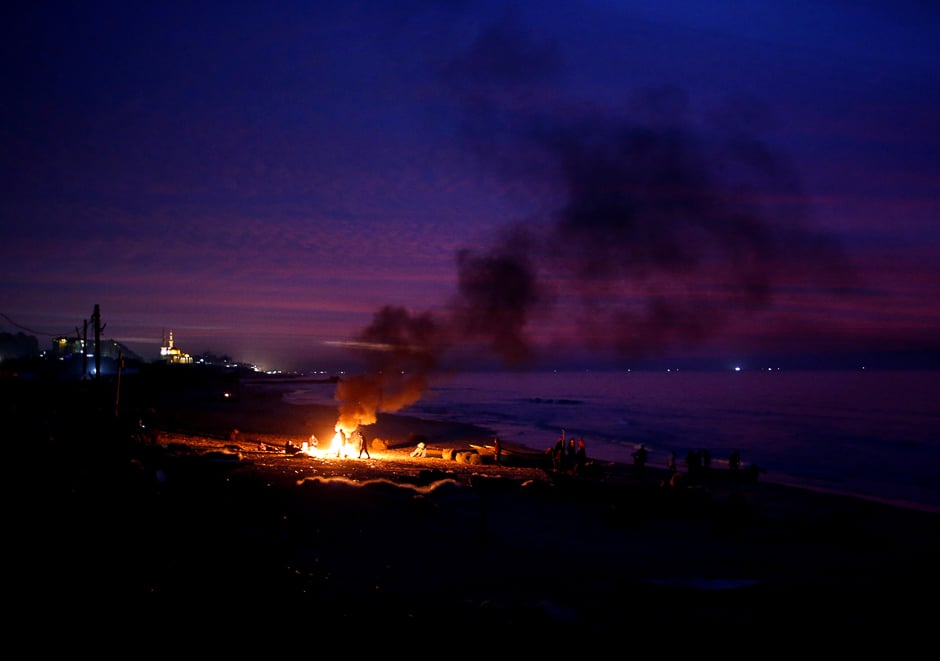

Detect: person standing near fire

[354,429,369,459]
[493,436,502,465]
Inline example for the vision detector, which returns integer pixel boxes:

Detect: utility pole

[114,350,124,417]
[92,304,103,381]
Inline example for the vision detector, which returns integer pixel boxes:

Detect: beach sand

[11,373,939,647]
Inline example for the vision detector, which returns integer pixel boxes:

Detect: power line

[1,312,77,337]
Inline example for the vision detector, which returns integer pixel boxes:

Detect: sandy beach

[11,371,939,647]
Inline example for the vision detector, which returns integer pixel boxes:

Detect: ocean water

[279,369,940,514]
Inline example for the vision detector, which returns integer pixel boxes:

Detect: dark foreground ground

[7,370,939,649]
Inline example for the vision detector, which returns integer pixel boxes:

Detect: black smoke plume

[333,17,851,428]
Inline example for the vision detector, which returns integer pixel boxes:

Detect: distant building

[45,334,142,379]
[50,335,140,362]
[160,329,193,364]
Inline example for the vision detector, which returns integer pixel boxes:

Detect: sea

[275,369,940,514]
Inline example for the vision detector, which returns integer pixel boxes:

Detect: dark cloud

[438,21,848,355]
[450,224,547,366]
[440,20,854,361]
[333,14,855,425]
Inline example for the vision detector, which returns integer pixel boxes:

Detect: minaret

[160,328,172,358]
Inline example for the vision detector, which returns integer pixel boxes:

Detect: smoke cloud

[333,17,851,433]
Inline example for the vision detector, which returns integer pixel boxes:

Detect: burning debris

[293,427,372,461]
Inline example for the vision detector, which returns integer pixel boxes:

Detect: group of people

[279,430,371,459]
[634,445,745,481]
[548,433,588,473]
[333,429,370,458]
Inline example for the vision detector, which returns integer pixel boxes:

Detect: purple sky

[2,1,938,372]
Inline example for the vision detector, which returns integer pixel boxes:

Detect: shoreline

[11,375,940,641]
[142,381,940,532]
[155,380,940,515]
[249,372,940,516]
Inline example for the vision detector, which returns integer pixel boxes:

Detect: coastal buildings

[160,329,193,364]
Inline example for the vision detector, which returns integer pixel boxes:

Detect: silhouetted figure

[493,436,502,465]
[354,430,369,459]
[667,450,677,475]
[632,444,648,478]
[575,437,587,470]
[553,435,565,471]
[729,449,741,471]
[336,431,346,457]
[686,449,702,478]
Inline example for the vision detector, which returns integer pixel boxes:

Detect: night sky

[3,1,938,373]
